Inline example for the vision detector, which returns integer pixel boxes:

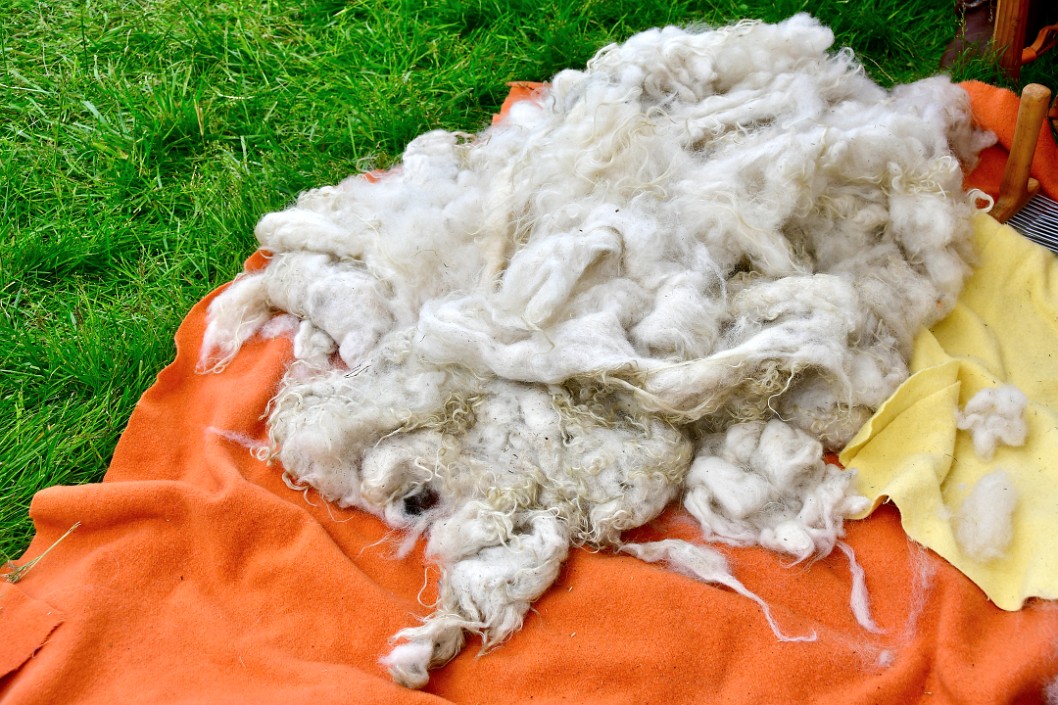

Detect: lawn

[2,0,1055,561]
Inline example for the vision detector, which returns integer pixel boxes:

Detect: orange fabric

[4,83,1058,705]
[492,82,544,125]
[962,79,1058,200]
[0,584,62,678]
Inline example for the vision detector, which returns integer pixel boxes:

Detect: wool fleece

[199,15,992,688]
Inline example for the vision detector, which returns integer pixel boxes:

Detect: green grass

[2,0,1055,561]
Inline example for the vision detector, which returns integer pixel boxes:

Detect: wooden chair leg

[994,0,1031,79]
[993,83,1052,223]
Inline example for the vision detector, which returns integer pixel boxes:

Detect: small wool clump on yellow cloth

[841,212,1058,610]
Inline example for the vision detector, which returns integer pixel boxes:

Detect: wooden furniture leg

[994,0,1031,80]
[992,83,1052,223]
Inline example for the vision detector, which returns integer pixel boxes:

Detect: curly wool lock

[200,15,992,688]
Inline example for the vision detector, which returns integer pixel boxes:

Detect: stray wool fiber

[200,15,992,688]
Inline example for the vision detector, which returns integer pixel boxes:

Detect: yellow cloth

[840,212,1058,610]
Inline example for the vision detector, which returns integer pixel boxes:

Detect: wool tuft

[954,469,1019,562]
[199,15,990,687]
[837,540,883,634]
[1045,672,1058,705]
[955,385,1029,460]
[620,539,816,642]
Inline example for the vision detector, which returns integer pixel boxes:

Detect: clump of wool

[199,14,991,687]
[954,470,1019,562]
[685,420,869,561]
[955,385,1029,460]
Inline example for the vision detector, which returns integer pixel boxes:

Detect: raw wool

[954,469,1019,562]
[684,420,870,560]
[955,384,1029,460]
[620,539,817,642]
[873,539,938,669]
[205,426,271,458]
[836,541,883,634]
[1046,672,1058,705]
[198,15,991,687]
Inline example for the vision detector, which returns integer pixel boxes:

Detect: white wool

[955,385,1029,460]
[954,469,1019,562]
[381,641,435,690]
[204,426,269,456]
[621,539,816,643]
[198,272,272,373]
[836,540,883,634]
[684,420,869,561]
[198,15,990,687]
[869,540,936,670]
[258,313,300,340]
[291,320,337,372]
[1045,673,1058,705]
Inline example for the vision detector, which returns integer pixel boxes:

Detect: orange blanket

[3,82,1057,705]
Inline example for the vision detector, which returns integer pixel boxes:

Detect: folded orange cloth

[4,81,1058,705]
[962,79,1058,200]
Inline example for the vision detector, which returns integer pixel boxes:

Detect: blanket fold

[0,583,63,679]
[961,80,1058,200]
[836,79,1058,612]
[840,214,1058,609]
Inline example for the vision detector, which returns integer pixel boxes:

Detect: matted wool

[200,14,992,687]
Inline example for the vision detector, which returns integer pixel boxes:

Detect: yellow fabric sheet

[840,212,1058,610]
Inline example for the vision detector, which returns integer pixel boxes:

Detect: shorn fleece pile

[199,15,992,688]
